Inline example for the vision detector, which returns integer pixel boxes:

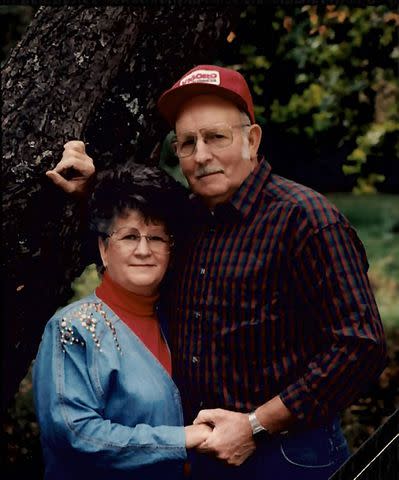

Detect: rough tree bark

[1,5,241,414]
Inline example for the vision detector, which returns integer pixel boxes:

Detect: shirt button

[194,311,201,319]
[200,268,205,275]
[192,356,199,364]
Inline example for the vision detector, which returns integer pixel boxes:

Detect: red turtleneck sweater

[96,272,171,375]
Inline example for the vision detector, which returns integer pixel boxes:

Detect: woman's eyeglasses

[106,227,173,254]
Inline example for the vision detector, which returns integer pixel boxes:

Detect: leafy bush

[220,5,399,192]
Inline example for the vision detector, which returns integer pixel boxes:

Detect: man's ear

[248,123,262,161]
[98,237,108,269]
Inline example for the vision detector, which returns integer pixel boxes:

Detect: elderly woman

[33,165,210,479]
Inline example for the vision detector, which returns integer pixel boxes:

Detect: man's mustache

[195,167,224,179]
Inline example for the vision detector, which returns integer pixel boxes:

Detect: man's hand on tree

[46,140,95,196]
[193,408,256,466]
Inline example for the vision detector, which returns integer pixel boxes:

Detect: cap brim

[158,83,252,126]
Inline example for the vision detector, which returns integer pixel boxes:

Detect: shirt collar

[230,157,271,218]
[189,157,272,223]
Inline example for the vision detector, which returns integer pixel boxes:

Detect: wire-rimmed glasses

[172,122,251,158]
[106,227,174,254]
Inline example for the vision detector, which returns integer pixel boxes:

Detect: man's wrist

[248,411,272,440]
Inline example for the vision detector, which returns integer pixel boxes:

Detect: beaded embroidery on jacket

[59,302,122,353]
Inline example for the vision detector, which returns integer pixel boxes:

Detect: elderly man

[48,65,387,479]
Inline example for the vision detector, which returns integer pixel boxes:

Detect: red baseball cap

[157,65,255,126]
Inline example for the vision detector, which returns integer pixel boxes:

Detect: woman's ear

[98,237,108,269]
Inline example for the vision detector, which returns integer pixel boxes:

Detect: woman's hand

[184,423,213,449]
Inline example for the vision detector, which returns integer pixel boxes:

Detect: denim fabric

[33,293,186,480]
[189,418,350,480]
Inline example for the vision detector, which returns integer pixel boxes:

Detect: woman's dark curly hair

[88,164,190,244]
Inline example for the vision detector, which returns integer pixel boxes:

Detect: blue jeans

[189,418,350,480]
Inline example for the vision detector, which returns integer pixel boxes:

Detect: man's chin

[200,190,231,208]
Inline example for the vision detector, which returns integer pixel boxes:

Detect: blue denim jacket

[32,293,186,480]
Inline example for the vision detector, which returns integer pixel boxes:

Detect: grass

[327,193,399,329]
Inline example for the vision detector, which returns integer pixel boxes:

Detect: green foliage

[227,5,399,192]
[159,131,189,189]
[327,193,399,328]
[69,263,101,303]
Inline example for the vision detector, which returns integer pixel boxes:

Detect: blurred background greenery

[2,4,398,477]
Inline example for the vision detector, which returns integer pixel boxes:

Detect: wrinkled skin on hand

[46,140,95,196]
[194,408,256,466]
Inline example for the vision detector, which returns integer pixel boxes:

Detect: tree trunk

[1,5,240,414]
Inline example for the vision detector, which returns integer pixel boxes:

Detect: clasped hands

[189,408,256,466]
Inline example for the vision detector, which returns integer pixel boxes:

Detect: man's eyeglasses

[172,123,251,158]
[106,227,174,254]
